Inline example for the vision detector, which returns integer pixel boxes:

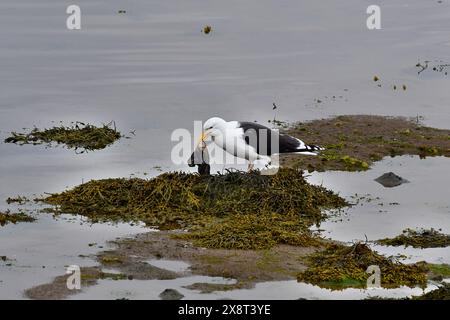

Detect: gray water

[0,212,147,299]
[70,277,437,300]
[1,0,449,299]
[308,155,450,265]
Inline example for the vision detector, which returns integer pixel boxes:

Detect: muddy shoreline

[281,115,450,171]
[25,229,450,300]
[25,230,320,299]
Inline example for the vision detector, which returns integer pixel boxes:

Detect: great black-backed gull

[194,117,323,171]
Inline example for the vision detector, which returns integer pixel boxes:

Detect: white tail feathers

[293,151,319,156]
[295,144,324,155]
[306,144,324,151]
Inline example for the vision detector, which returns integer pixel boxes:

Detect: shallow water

[70,278,437,300]
[0,213,146,299]
[147,259,191,274]
[1,0,449,299]
[308,155,450,265]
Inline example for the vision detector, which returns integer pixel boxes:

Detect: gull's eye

[206,126,213,130]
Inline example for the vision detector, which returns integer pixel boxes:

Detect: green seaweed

[37,168,347,250]
[202,25,212,34]
[183,282,247,293]
[0,211,35,226]
[377,228,450,248]
[297,243,427,290]
[417,146,443,156]
[321,153,369,171]
[4,122,122,151]
[426,263,450,278]
[99,255,123,265]
[79,271,128,281]
[98,272,128,281]
[414,283,450,300]
[6,196,29,204]
[177,214,323,250]
[282,115,450,172]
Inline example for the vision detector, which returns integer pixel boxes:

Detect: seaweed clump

[424,263,450,280]
[297,243,427,290]
[181,214,324,250]
[6,196,29,204]
[0,211,35,226]
[38,168,347,250]
[377,228,450,248]
[414,283,450,300]
[4,122,122,152]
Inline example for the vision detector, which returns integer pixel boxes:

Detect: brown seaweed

[377,228,450,248]
[297,243,427,290]
[4,121,122,152]
[37,168,347,249]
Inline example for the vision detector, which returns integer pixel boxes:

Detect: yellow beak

[196,132,208,148]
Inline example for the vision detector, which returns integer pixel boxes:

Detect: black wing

[238,122,303,155]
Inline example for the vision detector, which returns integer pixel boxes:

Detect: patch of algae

[414,283,450,300]
[4,121,122,151]
[37,168,347,250]
[177,214,324,250]
[282,115,450,172]
[297,243,427,290]
[425,263,450,278]
[0,211,35,226]
[377,228,450,248]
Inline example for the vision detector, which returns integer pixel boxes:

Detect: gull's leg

[264,157,272,169]
[247,161,254,172]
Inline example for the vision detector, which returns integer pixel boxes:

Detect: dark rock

[159,288,184,300]
[375,172,409,188]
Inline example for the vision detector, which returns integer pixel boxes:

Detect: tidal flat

[1,0,450,300]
